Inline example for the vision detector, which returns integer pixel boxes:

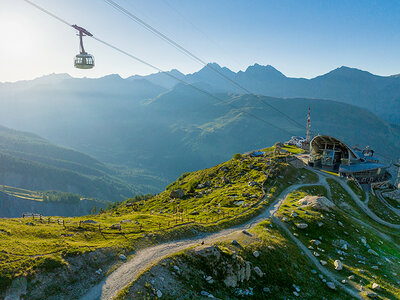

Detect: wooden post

[48,217,51,224]
[63,220,66,229]
[99,224,101,232]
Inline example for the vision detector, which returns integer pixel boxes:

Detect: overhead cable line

[22,0,297,136]
[103,0,307,130]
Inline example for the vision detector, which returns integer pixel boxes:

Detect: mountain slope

[131,64,400,124]
[1,146,399,299]
[0,125,135,202]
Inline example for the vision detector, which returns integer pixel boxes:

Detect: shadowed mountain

[128,64,400,124]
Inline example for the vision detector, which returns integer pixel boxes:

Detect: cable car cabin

[74,53,95,69]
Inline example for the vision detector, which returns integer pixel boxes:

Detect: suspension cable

[104,0,307,130]
[21,0,298,136]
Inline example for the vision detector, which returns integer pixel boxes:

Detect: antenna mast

[306,106,311,142]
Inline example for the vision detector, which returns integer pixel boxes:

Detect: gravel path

[375,190,400,216]
[80,179,324,300]
[315,171,400,230]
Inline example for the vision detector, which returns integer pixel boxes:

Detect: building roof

[339,162,387,173]
[311,135,359,159]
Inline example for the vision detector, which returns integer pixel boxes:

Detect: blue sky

[1,0,400,82]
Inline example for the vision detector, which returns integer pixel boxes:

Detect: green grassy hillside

[1,145,399,299]
[0,125,138,202]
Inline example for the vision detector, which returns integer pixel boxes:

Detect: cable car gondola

[72,25,95,69]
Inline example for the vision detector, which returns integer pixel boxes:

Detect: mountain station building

[308,135,391,185]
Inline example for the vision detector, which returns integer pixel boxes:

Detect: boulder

[326,282,336,290]
[368,249,379,256]
[371,283,381,291]
[334,260,343,271]
[253,251,260,258]
[157,290,163,298]
[282,217,289,222]
[119,254,127,261]
[297,196,335,212]
[320,260,327,266]
[110,223,121,230]
[254,266,264,277]
[296,223,308,229]
[170,189,185,199]
[82,219,98,224]
[224,275,238,287]
[4,277,27,300]
[248,181,258,187]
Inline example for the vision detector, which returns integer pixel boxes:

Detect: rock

[224,275,238,287]
[282,217,289,222]
[310,239,321,246]
[296,223,308,229]
[371,283,381,291]
[311,269,317,274]
[200,291,215,298]
[313,252,320,257]
[253,251,260,258]
[317,222,324,227]
[297,195,335,211]
[220,166,229,172]
[338,221,344,227]
[242,230,252,236]
[4,277,27,300]
[320,260,327,266]
[341,279,347,284]
[366,292,378,298]
[326,282,336,290]
[119,254,127,261]
[360,236,367,246]
[25,222,34,226]
[205,276,214,284]
[157,290,163,298]
[82,219,98,224]
[95,268,102,275]
[121,219,132,223]
[110,223,121,230]
[368,249,379,256]
[293,284,300,292]
[291,211,298,217]
[342,244,348,251]
[170,189,185,199]
[232,240,242,248]
[254,266,263,277]
[348,275,355,280]
[173,265,180,272]
[263,287,271,293]
[248,181,258,187]
[334,260,343,271]
[293,291,299,297]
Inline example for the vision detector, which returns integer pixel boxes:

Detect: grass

[0,146,318,293]
[0,185,43,201]
[347,181,366,202]
[367,193,400,224]
[275,187,400,299]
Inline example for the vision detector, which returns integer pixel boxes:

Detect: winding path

[315,171,400,230]
[80,170,399,300]
[80,178,324,300]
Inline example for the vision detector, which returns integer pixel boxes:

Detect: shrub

[233,153,242,160]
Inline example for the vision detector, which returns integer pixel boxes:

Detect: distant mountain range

[128,63,400,125]
[0,71,399,195]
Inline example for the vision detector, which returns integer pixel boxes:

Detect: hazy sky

[2,0,400,82]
